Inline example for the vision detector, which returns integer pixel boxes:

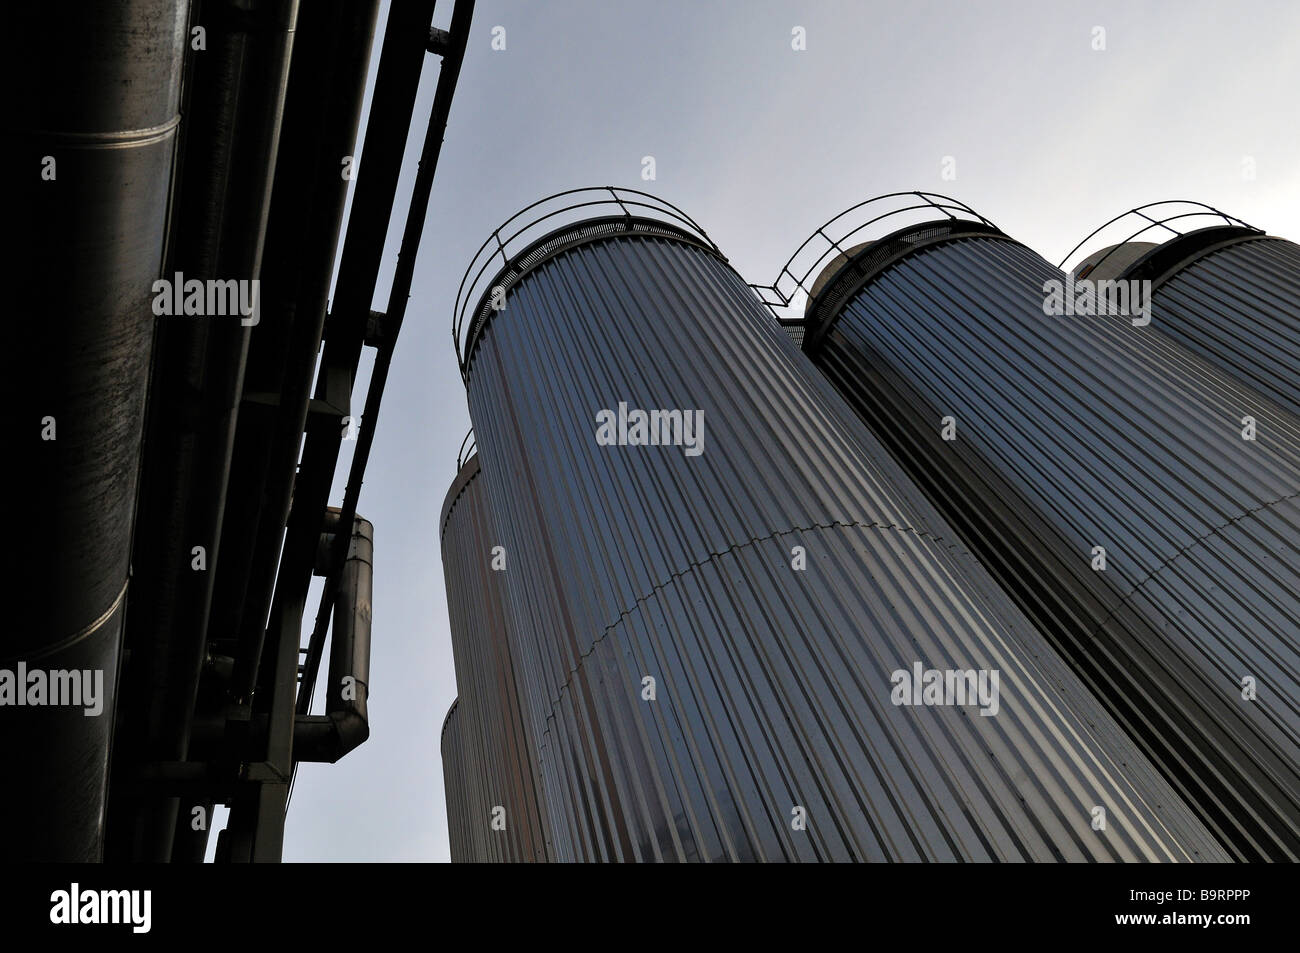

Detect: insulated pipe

[172,0,380,862]
[298,0,476,712]
[293,517,372,762]
[454,205,1228,862]
[108,0,300,864]
[798,214,1300,859]
[209,0,383,701]
[10,0,190,862]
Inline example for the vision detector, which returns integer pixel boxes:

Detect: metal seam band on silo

[440,448,551,862]
[12,0,191,862]
[1064,203,1300,418]
[795,199,1300,860]
[446,187,1228,862]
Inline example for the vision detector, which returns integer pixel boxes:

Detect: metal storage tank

[11,0,190,861]
[785,192,1300,860]
[439,438,550,862]
[1063,202,1300,417]
[439,699,474,862]
[447,187,1230,862]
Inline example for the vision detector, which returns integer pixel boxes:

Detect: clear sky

[265,0,1300,862]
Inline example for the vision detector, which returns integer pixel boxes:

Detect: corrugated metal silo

[788,193,1300,860]
[439,696,486,863]
[439,442,550,862]
[439,699,473,861]
[1064,202,1300,416]
[447,187,1230,862]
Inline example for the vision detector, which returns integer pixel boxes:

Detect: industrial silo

[439,439,550,862]
[785,192,1300,860]
[10,0,190,861]
[1064,202,1299,417]
[440,699,474,862]
[446,187,1230,862]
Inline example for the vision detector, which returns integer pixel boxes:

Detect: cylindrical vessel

[450,190,1228,862]
[798,206,1300,859]
[10,0,190,861]
[1072,212,1300,418]
[440,700,474,861]
[440,452,550,862]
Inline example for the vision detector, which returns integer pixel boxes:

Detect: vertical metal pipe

[326,518,372,743]
[212,0,381,701]
[109,0,300,864]
[222,588,302,862]
[291,516,374,762]
[298,0,476,710]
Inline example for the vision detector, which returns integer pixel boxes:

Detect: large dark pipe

[107,0,300,864]
[216,0,413,703]
[172,0,380,863]
[294,517,372,762]
[296,0,475,711]
[221,0,466,861]
[9,0,190,862]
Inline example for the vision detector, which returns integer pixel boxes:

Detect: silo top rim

[750,191,1000,324]
[439,451,482,544]
[1071,242,1159,281]
[1058,200,1262,276]
[1077,225,1270,289]
[454,187,723,385]
[799,217,1009,354]
[439,698,460,743]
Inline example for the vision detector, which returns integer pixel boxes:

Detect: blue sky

[254,0,1300,861]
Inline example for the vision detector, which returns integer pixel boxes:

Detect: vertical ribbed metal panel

[803,233,1300,859]
[1146,237,1300,417]
[457,218,1229,862]
[439,700,473,861]
[439,455,550,862]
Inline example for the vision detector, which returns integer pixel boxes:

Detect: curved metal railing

[456,428,476,472]
[752,191,998,324]
[453,187,720,379]
[1059,200,1260,277]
